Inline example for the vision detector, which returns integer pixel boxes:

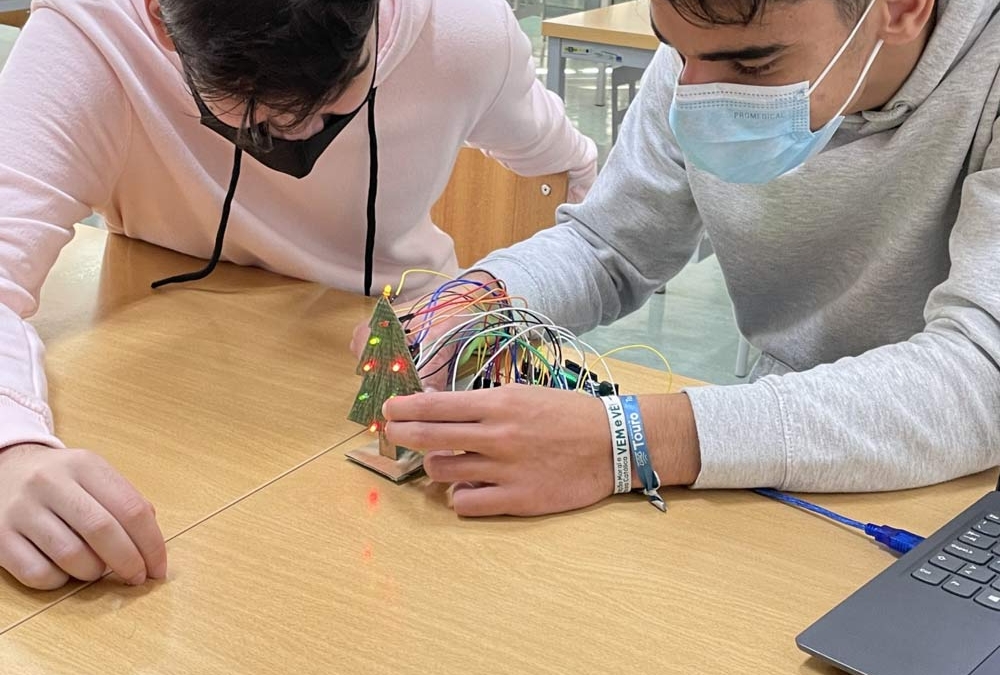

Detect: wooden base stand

[345,434,424,483]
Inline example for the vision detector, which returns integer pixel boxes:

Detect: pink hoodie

[0,0,597,450]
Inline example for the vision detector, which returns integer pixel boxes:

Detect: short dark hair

[160,0,377,139]
[664,0,867,26]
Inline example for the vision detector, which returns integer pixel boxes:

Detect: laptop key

[960,530,998,550]
[929,552,965,573]
[959,564,995,584]
[946,542,992,565]
[943,577,982,598]
[912,565,949,585]
[975,520,1000,537]
[975,590,1000,610]
[987,513,1000,524]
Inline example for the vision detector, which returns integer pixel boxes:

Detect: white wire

[414,306,618,392]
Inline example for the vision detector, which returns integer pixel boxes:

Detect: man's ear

[876,0,935,46]
[145,0,176,52]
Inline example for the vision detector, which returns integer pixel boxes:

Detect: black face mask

[153,87,381,295]
[192,85,375,179]
[153,23,382,294]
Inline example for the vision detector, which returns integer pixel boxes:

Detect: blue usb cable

[754,489,926,555]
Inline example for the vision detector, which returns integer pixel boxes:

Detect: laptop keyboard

[912,512,1000,610]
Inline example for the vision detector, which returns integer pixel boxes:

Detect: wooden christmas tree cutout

[345,290,425,482]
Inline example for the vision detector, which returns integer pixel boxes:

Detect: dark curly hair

[159,0,377,142]
[663,0,868,25]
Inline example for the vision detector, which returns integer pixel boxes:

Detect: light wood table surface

[0,225,695,631]
[0,226,995,674]
[0,225,373,626]
[543,0,658,97]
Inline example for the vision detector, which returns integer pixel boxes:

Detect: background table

[543,0,658,98]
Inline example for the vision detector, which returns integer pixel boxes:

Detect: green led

[357,393,371,402]
[368,336,381,346]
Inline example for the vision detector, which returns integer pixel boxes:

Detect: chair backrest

[431,147,568,267]
[0,25,19,73]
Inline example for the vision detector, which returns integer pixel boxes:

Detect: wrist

[0,443,54,466]
[598,395,631,495]
[630,393,701,488]
[1,442,52,453]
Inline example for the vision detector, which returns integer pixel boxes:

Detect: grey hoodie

[478,0,1000,492]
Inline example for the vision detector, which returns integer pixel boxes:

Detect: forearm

[632,393,702,489]
[686,332,1000,492]
[477,52,704,333]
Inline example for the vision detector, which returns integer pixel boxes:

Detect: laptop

[797,476,1000,675]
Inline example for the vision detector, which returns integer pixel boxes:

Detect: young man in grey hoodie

[377,0,1000,517]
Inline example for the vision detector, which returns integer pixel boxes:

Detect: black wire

[151,146,244,289]
[362,88,379,297]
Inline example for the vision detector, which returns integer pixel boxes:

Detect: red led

[362,360,376,373]
[390,360,403,373]
[368,421,380,434]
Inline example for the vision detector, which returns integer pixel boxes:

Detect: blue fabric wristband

[619,395,666,512]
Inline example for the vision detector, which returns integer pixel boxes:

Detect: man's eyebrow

[698,44,788,61]
[649,14,789,61]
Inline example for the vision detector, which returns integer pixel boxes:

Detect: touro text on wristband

[619,395,666,512]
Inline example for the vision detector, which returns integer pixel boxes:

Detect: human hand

[383,385,614,516]
[383,386,702,517]
[0,444,167,590]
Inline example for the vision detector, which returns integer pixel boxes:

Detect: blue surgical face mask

[667,0,883,184]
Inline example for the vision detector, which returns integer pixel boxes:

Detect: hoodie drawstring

[363,87,379,297]
[152,90,379,295]
[151,146,244,289]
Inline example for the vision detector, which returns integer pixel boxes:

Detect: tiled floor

[516,6,755,384]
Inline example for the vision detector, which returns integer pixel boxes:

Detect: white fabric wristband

[601,396,632,494]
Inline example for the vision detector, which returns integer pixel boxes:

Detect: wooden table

[543,0,658,98]
[0,225,373,628]
[0,226,994,673]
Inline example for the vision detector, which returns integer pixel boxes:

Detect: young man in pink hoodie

[0,0,597,590]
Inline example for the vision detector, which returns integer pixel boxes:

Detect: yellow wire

[393,268,455,300]
[598,344,674,393]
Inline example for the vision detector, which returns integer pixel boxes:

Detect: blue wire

[753,488,865,530]
[414,279,489,344]
[753,488,926,555]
